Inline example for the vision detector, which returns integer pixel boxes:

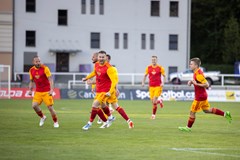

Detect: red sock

[212,108,224,116]
[36,111,44,118]
[52,114,58,123]
[97,108,108,122]
[90,107,98,122]
[187,117,195,128]
[153,103,157,115]
[116,106,129,121]
[102,106,111,116]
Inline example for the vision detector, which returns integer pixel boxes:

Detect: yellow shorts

[149,86,162,100]
[94,92,108,104]
[107,90,118,104]
[191,99,210,112]
[33,92,54,107]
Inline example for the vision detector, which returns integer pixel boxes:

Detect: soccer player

[142,55,165,119]
[178,57,232,132]
[28,56,59,128]
[100,53,134,129]
[87,52,114,125]
[81,51,117,130]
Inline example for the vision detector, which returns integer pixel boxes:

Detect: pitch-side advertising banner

[0,88,61,99]
[60,89,240,102]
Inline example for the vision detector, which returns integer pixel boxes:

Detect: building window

[99,0,104,15]
[26,30,36,47]
[141,34,146,49]
[81,0,86,14]
[170,1,179,17]
[169,34,178,50]
[24,52,37,71]
[150,34,155,49]
[91,32,100,48]
[90,0,95,14]
[151,1,160,16]
[58,10,68,26]
[114,33,119,49]
[26,0,36,12]
[123,33,128,49]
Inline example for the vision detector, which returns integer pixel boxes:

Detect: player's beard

[35,64,41,68]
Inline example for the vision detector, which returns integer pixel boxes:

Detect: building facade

[0,0,13,80]
[14,0,191,82]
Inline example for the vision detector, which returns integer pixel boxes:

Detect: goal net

[0,64,11,99]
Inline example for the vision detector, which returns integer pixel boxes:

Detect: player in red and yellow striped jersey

[102,54,134,129]
[86,53,134,129]
[142,55,165,119]
[178,57,232,132]
[81,51,118,130]
[28,56,59,128]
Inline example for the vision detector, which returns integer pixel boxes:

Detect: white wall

[14,0,190,80]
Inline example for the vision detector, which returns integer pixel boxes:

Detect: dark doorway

[56,52,69,72]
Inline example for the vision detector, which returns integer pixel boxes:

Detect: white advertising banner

[159,89,240,102]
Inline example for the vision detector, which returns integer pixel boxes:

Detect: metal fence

[14,72,240,89]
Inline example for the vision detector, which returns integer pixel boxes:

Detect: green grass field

[0,99,239,160]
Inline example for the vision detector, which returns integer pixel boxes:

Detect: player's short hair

[98,50,107,54]
[93,52,99,56]
[190,57,201,67]
[33,55,39,60]
[152,55,157,59]
[106,54,111,61]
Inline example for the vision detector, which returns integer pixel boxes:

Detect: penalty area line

[171,148,240,158]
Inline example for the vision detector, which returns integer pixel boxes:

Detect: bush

[202,64,234,74]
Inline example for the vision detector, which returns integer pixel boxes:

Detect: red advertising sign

[0,88,61,99]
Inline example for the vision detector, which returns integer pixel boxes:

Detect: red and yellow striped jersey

[29,65,51,92]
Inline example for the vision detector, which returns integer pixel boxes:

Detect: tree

[223,16,240,64]
[191,0,240,64]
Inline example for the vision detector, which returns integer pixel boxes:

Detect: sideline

[171,148,240,158]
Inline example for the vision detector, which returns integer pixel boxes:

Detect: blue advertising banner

[60,89,195,101]
[60,88,240,102]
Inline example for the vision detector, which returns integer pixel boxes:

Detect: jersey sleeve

[160,66,166,77]
[196,74,207,84]
[85,69,96,79]
[107,66,118,94]
[29,69,33,80]
[44,66,52,77]
[144,67,149,75]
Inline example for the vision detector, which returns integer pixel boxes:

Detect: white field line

[171,148,240,158]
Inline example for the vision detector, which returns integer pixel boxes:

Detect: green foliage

[0,99,240,160]
[223,16,240,64]
[191,0,240,64]
[203,64,234,74]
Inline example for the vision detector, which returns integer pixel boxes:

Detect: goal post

[0,64,11,99]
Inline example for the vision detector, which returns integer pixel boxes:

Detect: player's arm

[142,68,148,87]
[192,74,209,88]
[106,67,118,96]
[28,80,34,95]
[28,70,34,95]
[160,66,166,87]
[48,76,54,96]
[44,66,54,95]
[82,70,96,81]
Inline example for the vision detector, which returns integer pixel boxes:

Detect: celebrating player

[81,51,117,130]
[101,53,134,129]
